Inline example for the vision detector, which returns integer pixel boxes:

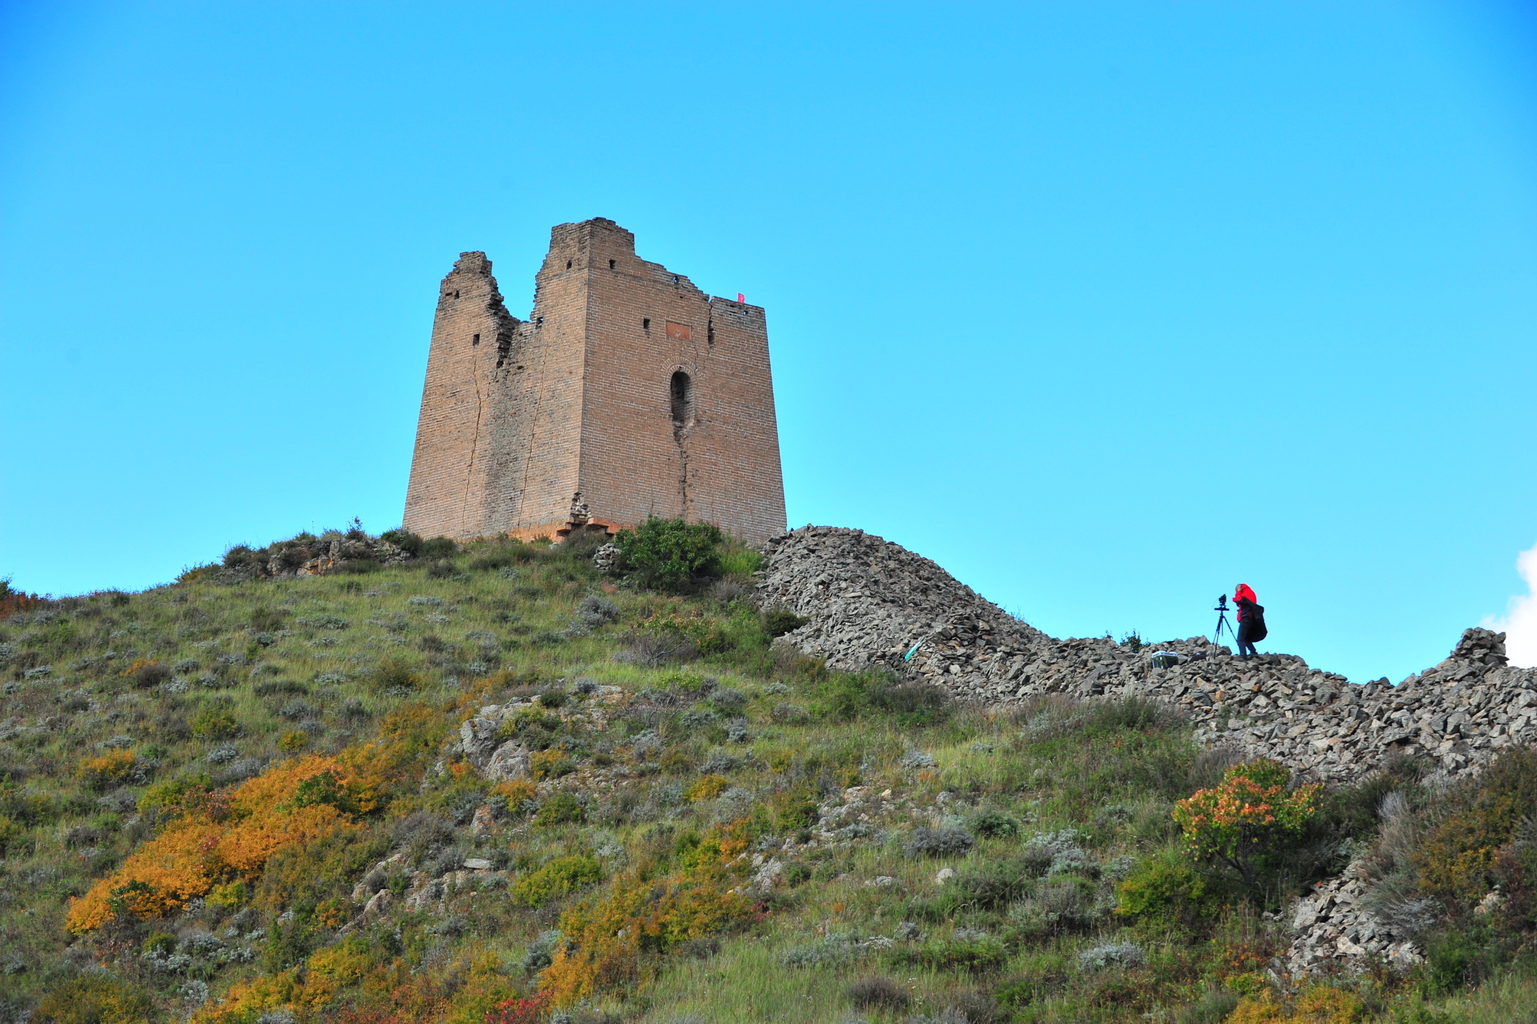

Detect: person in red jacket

[1233,584,1261,657]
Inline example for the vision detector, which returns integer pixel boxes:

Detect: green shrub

[772,789,820,830]
[940,862,1034,913]
[808,674,869,721]
[762,606,808,638]
[898,931,1008,972]
[290,769,357,813]
[1085,696,1179,734]
[870,679,951,726]
[848,976,911,1012]
[551,529,608,567]
[137,772,213,818]
[1116,851,1223,927]
[32,973,154,1024]
[498,706,561,745]
[996,951,1070,1007]
[470,541,538,570]
[615,517,724,592]
[0,815,32,857]
[1414,747,1537,905]
[249,606,289,632]
[381,528,424,556]
[1421,926,1490,998]
[972,810,1020,839]
[534,791,585,827]
[718,545,765,580]
[190,705,239,739]
[512,854,604,906]
[420,536,458,559]
[264,915,314,971]
[222,544,258,570]
[368,657,422,694]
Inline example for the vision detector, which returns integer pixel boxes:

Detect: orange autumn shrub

[296,939,374,1011]
[492,779,539,804]
[117,658,171,688]
[0,583,45,618]
[539,824,753,1006]
[337,702,448,812]
[67,753,367,932]
[191,941,512,1024]
[77,749,142,790]
[1172,758,1321,888]
[188,971,300,1024]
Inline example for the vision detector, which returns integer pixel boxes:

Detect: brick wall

[403,219,787,546]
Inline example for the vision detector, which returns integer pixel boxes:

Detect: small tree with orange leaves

[1172,758,1321,889]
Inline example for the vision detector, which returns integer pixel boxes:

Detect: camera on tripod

[1212,593,1234,646]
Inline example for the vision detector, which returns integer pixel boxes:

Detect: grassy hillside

[1,526,1535,1024]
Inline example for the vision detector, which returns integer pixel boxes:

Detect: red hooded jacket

[1234,584,1258,620]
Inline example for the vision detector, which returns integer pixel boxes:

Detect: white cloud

[1485,542,1537,668]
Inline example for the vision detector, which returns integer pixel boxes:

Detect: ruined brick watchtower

[403,218,787,546]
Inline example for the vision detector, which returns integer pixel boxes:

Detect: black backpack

[1247,603,1268,642]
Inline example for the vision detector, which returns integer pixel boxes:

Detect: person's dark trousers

[1237,622,1259,657]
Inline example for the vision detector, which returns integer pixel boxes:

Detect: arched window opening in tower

[670,371,692,427]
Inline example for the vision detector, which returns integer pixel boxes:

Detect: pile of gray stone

[758,525,1537,977]
[1283,866,1422,977]
[759,526,1536,787]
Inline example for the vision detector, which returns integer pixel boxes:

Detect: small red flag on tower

[737,293,745,303]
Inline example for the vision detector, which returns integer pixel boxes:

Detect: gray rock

[459,713,503,765]
[484,741,530,782]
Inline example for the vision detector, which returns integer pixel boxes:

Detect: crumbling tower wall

[403,219,787,546]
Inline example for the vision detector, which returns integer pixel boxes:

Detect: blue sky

[3,1,1535,683]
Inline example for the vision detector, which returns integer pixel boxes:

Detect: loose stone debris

[758,525,1537,976]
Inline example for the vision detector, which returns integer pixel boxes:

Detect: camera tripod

[1212,595,1236,649]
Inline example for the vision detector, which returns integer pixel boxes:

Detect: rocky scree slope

[758,527,1535,787]
[758,526,1537,975]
